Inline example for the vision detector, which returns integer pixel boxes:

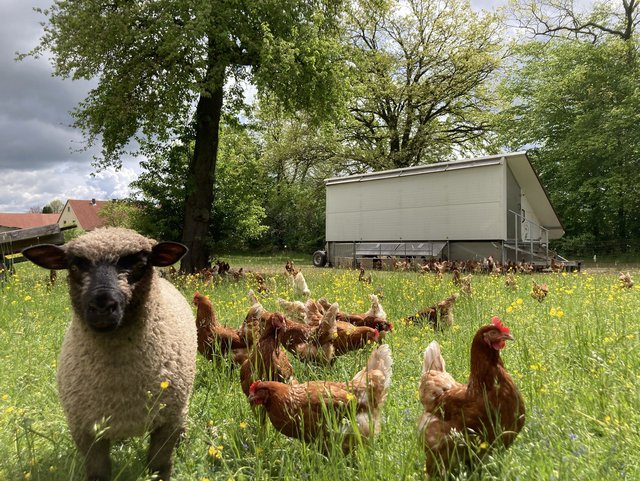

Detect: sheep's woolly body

[58,277,196,441]
[56,228,197,443]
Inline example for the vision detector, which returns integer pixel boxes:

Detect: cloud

[0,0,140,212]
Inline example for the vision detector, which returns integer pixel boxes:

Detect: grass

[1,259,639,480]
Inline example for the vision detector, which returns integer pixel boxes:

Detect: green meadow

[1,260,638,480]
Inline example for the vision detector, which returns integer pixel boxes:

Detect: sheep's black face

[69,252,152,332]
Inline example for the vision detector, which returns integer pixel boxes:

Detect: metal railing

[508,209,550,263]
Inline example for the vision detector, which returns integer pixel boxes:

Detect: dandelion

[479,441,489,450]
[506,306,513,313]
[160,380,170,390]
[345,393,355,402]
[208,445,223,459]
[556,309,564,318]
[239,421,248,429]
[24,295,32,302]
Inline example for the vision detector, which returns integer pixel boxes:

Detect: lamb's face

[67,250,154,332]
[22,227,189,333]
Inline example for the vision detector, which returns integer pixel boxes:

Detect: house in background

[0,213,60,233]
[58,199,108,231]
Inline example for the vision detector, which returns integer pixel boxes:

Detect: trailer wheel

[312,250,327,267]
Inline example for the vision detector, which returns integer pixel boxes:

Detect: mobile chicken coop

[312,152,570,269]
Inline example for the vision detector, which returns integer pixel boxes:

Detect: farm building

[314,152,567,268]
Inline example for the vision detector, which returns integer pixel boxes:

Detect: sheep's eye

[69,257,90,273]
[117,253,151,282]
[117,253,148,272]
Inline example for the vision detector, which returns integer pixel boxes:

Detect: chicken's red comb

[491,316,511,334]
[249,381,261,395]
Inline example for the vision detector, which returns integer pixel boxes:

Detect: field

[1,258,639,481]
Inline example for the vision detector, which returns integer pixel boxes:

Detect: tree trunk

[180,65,225,273]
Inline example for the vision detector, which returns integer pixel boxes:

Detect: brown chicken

[248,344,393,452]
[193,292,248,365]
[406,293,459,330]
[280,303,339,365]
[505,273,518,290]
[240,312,295,396]
[418,317,525,477]
[333,321,380,356]
[619,271,634,289]
[531,281,549,302]
[238,290,266,347]
[318,294,390,328]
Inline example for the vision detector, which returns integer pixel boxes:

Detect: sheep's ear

[21,244,68,270]
[151,241,188,267]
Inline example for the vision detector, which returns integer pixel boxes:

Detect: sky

[0,0,505,213]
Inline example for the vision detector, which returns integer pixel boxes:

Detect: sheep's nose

[89,291,119,314]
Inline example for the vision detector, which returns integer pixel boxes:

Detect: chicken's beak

[502,332,515,342]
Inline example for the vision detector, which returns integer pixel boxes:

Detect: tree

[130,121,268,250]
[27,0,347,272]
[98,200,141,229]
[343,0,505,169]
[43,199,64,214]
[496,1,640,255]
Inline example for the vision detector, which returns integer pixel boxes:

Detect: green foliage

[495,36,640,256]
[2,262,640,480]
[343,0,506,169]
[131,122,268,247]
[97,200,142,230]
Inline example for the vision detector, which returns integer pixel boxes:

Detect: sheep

[22,227,197,481]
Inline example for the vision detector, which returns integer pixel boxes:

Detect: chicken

[505,273,517,290]
[619,271,634,289]
[293,271,311,298]
[333,321,380,356]
[193,292,248,365]
[318,294,389,326]
[285,259,299,277]
[248,344,393,452]
[406,293,460,330]
[531,280,549,302]
[550,257,564,273]
[238,290,265,347]
[358,266,372,284]
[277,298,310,323]
[240,312,295,396]
[280,303,339,365]
[418,317,525,477]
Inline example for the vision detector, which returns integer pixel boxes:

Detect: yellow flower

[160,381,170,390]
[1,394,8,401]
[549,308,557,317]
[239,421,248,429]
[202,478,211,481]
[479,441,489,450]
[604,415,611,424]
[556,309,564,318]
[506,306,513,313]
[516,298,523,305]
[24,295,32,302]
[208,445,223,459]
[345,393,355,402]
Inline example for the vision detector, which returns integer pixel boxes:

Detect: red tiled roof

[0,213,60,230]
[66,199,109,231]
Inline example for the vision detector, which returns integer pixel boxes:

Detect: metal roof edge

[324,153,527,185]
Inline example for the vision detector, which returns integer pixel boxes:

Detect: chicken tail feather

[422,340,446,374]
